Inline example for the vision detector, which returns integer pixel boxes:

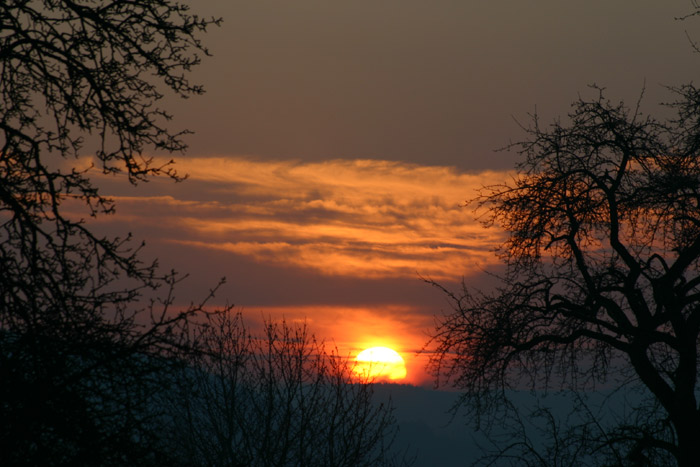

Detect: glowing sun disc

[354,346,407,381]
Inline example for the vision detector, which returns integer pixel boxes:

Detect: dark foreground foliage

[0,1,222,463]
[430,84,700,466]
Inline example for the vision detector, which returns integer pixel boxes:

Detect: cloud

[90,157,509,280]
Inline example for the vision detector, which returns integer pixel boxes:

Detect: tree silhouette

[0,1,222,464]
[429,85,700,466]
[0,4,404,466]
[166,313,407,467]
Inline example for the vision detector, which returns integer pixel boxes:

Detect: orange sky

[71,156,510,385]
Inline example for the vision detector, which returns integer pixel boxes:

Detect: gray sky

[171,0,698,170]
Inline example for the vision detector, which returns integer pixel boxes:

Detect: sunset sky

[92,0,697,385]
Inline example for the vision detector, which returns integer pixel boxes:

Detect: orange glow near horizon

[234,305,432,386]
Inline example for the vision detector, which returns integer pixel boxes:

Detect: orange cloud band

[73,156,509,280]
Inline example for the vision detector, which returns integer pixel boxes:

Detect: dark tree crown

[430,86,700,466]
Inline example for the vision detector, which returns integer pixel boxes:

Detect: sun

[353,346,407,381]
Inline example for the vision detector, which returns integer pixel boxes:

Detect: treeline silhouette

[166,313,402,466]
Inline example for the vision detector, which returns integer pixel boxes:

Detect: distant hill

[373,384,480,466]
[373,383,645,466]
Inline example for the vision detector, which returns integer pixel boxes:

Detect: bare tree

[0,1,222,464]
[166,312,407,467]
[429,84,700,466]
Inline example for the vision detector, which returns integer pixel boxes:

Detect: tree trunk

[674,410,700,467]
